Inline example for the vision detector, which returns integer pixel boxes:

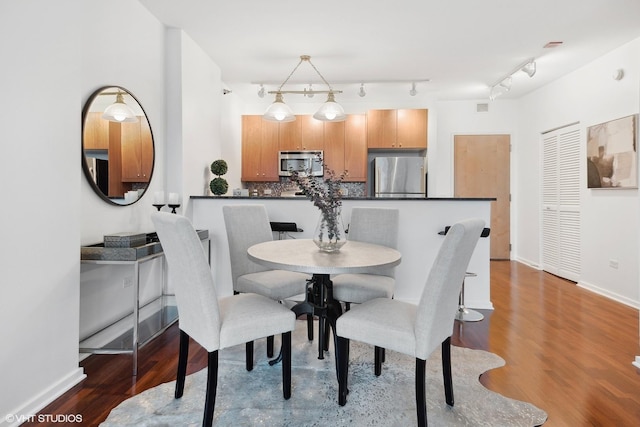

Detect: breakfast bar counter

[191,196,493,310]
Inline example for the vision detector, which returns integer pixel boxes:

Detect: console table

[80,230,209,375]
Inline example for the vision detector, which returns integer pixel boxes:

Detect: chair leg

[203,351,218,427]
[282,331,292,399]
[307,314,314,341]
[337,336,350,406]
[442,337,454,406]
[267,335,274,358]
[245,341,254,371]
[175,330,190,398]
[374,346,383,376]
[415,358,427,427]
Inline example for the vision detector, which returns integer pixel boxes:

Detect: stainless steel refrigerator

[374,157,427,198]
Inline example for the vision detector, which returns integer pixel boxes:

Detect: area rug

[101,321,547,426]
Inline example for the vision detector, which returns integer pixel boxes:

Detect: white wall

[1,1,225,423]
[1,1,84,422]
[515,38,639,306]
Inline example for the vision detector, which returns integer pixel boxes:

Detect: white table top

[247,239,401,275]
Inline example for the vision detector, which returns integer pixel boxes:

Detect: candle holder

[168,204,181,214]
[152,204,165,212]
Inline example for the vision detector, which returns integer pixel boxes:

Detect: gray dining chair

[336,218,485,427]
[331,207,399,370]
[151,212,295,427]
[223,204,313,356]
[332,207,400,308]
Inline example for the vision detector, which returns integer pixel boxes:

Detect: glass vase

[313,207,346,252]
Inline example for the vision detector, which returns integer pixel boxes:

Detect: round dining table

[248,239,401,360]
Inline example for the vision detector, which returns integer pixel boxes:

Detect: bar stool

[438,225,490,323]
[455,272,484,322]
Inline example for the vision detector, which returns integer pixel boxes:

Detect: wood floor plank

[22,261,640,426]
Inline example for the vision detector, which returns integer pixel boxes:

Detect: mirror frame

[81,86,155,206]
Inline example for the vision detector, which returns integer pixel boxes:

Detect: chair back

[223,205,274,287]
[151,212,221,352]
[347,207,399,277]
[414,218,484,359]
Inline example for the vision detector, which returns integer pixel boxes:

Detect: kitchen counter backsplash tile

[244,180,366,198]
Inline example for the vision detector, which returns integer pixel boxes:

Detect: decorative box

[104,232,147,248]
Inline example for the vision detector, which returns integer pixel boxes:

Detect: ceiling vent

[544,41,563,48]
[477,103,489,113]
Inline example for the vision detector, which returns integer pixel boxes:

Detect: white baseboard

[513,256,541,270]
[577,280,640,309]
[633,356,640,370]
[2,368,86,427]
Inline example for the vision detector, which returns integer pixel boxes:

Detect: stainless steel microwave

[278,150,324,177]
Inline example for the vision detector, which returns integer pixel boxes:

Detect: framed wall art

[586,114,637,189]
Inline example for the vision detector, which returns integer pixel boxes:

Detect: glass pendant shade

[263,92,296,122]
[102,92,138,123]
[312,92,346,122]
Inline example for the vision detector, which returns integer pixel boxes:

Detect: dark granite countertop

[191,195,495,201]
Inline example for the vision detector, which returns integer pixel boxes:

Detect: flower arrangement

[289,163,347,251]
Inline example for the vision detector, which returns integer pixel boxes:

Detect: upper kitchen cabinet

[367,109,428,149]
[242,115,279,182]
[83,112,110,150]
[279,115,324,151]
[121,118,153,182]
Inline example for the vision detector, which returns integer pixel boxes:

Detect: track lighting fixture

[262,55,345,122]
[488,57,536,100]
[409,82,417,96]
[521,61,536,77]
[358,83,366,97]
[257,84,265,98]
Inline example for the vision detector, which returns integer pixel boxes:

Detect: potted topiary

[209,159,229,196]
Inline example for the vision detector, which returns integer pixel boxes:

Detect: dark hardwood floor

[25,261,640,426]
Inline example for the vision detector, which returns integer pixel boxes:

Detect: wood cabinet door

[300,115,324,150]
[140,118,153,181]
[83,112,109,150]
[323,121,345,175]
[344,114,367,182]
[278,119,301,151]
[367,109,396,148]
[397,109,427,149]
[241,115,263,181]
[120,121,143,182]
[260,120,280,181]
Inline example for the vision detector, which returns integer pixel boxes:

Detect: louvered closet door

[541,124,581,282]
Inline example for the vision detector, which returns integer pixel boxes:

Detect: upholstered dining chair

[336,218,485,427]
[151,212,295,427]
[223,204,313,355]
[331,207,399,370]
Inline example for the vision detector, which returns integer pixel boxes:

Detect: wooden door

[454,134,510,259]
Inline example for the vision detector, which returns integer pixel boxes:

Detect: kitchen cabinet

[367,109,428,149]
[242,115,280,181]
[324,114,367,182]
[83,112,110,150]
[278,115,324,151]
[242,114,367,182]
[121,118,153,183]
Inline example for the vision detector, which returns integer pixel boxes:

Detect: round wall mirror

[81,86,155,206]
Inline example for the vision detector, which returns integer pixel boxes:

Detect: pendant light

[262,55,345,123]
[102,91,138,123]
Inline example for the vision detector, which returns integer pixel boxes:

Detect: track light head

[409,82,417,96]
[358,83,366,97]
[257,84,265,98]
[521,61,536,77]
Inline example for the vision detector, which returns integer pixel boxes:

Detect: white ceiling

[139,0,640,101]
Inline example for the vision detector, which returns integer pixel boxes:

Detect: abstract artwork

[587,114,637,188]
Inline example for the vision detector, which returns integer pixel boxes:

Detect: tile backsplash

[242,178,366,198]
